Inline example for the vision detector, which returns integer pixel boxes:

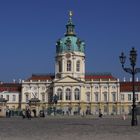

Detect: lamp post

[52,94,58,115]
[119,47,140,126]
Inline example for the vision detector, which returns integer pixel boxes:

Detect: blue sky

[0,0,140,82]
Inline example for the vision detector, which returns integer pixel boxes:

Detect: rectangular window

[6,95,9,101]
[42,94,45,102]
[104,93,107,102]
[128,94,131,101]
[95,93,98,102]
[12,95,16,102]
[135,94,138,101]
[112,93,116,102]
[1,95,3,98]
[121,94,124,101]
[66,94,71,100]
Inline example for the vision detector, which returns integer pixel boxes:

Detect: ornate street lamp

[51,94,58,115]
[119,47,140,126]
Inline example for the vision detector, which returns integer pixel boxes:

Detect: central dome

[56,36,85,54]
[56,12,85,54]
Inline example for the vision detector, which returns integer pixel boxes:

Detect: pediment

[54,76,83,83]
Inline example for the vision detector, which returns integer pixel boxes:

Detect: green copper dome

[56,36,85,54]
[56,12,85,54]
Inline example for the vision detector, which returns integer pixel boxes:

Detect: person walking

[122,113,126,120]
[99,109,103,118]
[26,108,31,120]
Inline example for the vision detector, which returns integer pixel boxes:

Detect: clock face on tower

[66,53,71,58]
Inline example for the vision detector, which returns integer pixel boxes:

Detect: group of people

[22,108,37,119]
[22,108,33,119]
[6,109,11,118]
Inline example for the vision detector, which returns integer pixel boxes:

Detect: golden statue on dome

[69,11,73,17]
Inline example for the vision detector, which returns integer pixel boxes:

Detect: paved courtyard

[0,115,140,140]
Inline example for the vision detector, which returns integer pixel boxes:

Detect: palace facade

[21,13,121,115]
[0,13,140,116]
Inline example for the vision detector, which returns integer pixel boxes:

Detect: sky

[0,0,140,82]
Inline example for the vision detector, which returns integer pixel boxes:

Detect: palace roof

[120,82,140,92]
[85,73,117,81]
[0,83,21,92]
[26,74,55,81]
[26,73,117,81]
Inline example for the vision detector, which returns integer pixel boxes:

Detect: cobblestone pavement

[0,115,140,140]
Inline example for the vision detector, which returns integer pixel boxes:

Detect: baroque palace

[0,12,140,116]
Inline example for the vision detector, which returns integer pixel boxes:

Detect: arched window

[76,60,80,72]
[67,60,71,71]
[74,88,80,100]
[103,92,107,102]
[94,92,98,102]
[112,92,116,102]
[86,92,90,102]
[65,88,71,100]
[41,93,45,102]
[57,88,62,100]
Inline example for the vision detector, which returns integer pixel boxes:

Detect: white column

[108,85,111,115]
[79,85,82,101]
[62,86,65,102]
[99,83,102,102]
[71,86,74,102]
[91,85,93,102]
[46,87,48,103]
[82,59,85,75]
[72,57,75,77]
[62,57,65,74]
[108,85,110,102]
[37,84,40,100]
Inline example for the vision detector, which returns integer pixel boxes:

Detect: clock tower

[55,12,85,80]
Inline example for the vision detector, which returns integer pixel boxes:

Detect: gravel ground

[0,116,140,140]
